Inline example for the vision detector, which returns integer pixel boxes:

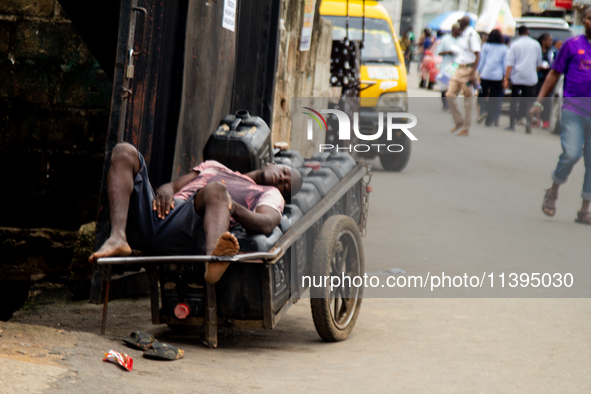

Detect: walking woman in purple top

[533,8,591,224]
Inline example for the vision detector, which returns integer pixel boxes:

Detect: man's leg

[477,78,491,123]
[543,110,585,216]
[523,85,537,134]
[486,80,503,126]
[442,90,448,110]
[457,69,474,135]
[578,116,591,219]
[193,182,240,284]
[447,70,465,131]
[89,143,140,262]
[508,84,520,130]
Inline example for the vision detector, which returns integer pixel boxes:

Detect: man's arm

[504,65,513,88]
[471,51,480,83]
[231,203,281,236]
[529,69,561,118]
[153,171,198,219]
[504,46,515,88]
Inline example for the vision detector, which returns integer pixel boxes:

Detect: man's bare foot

[204,232,240,284]
[88,236,132,263]
[212,232,239,256]
[457,129,469,136]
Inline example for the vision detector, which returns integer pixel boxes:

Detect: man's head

[258,164,302,199]
[459,16,471,30]
[553,38,563,49]
[451,23,461,38]
[585,7,591,37]
[538,33,552,50]
[517,25,529,36]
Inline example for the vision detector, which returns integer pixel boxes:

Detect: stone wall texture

[0,0,112,230]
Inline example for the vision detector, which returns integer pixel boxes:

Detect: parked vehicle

[321,0,411,171]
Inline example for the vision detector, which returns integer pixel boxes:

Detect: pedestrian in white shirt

[447,15,482,136]
[435,24,462,110]
[504,25,542,133]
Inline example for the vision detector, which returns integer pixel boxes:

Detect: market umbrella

[475,0,516,36]
[428,11,477,32]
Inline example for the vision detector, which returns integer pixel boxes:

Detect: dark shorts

[126,152,206,256]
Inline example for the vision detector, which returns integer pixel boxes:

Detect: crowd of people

[413,18,565,134]
[407,8,591,224]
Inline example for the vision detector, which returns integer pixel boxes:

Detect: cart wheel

[379,137,411,172]
[311,215,364,342]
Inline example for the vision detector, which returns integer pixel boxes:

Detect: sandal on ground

[122,331,156,351]
[542,189,557,217]
[143,342,185,360]
[575,211,591,225]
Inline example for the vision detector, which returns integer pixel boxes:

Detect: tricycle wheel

[379,137,411,172]
[310,215,364,342]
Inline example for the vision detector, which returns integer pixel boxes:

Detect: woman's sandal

[143,342,185,360]
[575,211,591,225]
[542,189,557,217]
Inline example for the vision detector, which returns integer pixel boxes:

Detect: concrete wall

[0,0,112,230]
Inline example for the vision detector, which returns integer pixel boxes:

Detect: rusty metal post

[100,279,111,335]
[204,283,218,348]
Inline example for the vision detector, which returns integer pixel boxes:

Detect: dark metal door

[91,0,236,303]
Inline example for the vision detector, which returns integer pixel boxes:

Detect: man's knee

[562,149,583,165]
[111,143,138,164]
[195,182,228,209]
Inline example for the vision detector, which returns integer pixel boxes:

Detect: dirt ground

[2,284,591,393]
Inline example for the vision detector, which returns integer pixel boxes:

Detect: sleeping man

[89,143,302,284]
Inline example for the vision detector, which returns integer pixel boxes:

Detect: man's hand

[470,71,478,85]
[529,103,542,119]
[503,77,510,90]
[153,185,175,219]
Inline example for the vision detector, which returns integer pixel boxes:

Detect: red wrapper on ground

[103,350,134,371]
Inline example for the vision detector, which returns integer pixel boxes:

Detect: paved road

[2,74,590,392]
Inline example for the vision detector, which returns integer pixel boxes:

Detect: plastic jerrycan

[300,161,339,198]
[310,152,356,180]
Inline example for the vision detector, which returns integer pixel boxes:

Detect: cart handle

[96,247,282,265]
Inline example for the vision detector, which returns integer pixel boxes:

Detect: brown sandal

[575,211,591,225]
[542,189,557,217]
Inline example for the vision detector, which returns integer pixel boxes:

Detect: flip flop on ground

[143,342,185,360]
[122,331,156,351]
